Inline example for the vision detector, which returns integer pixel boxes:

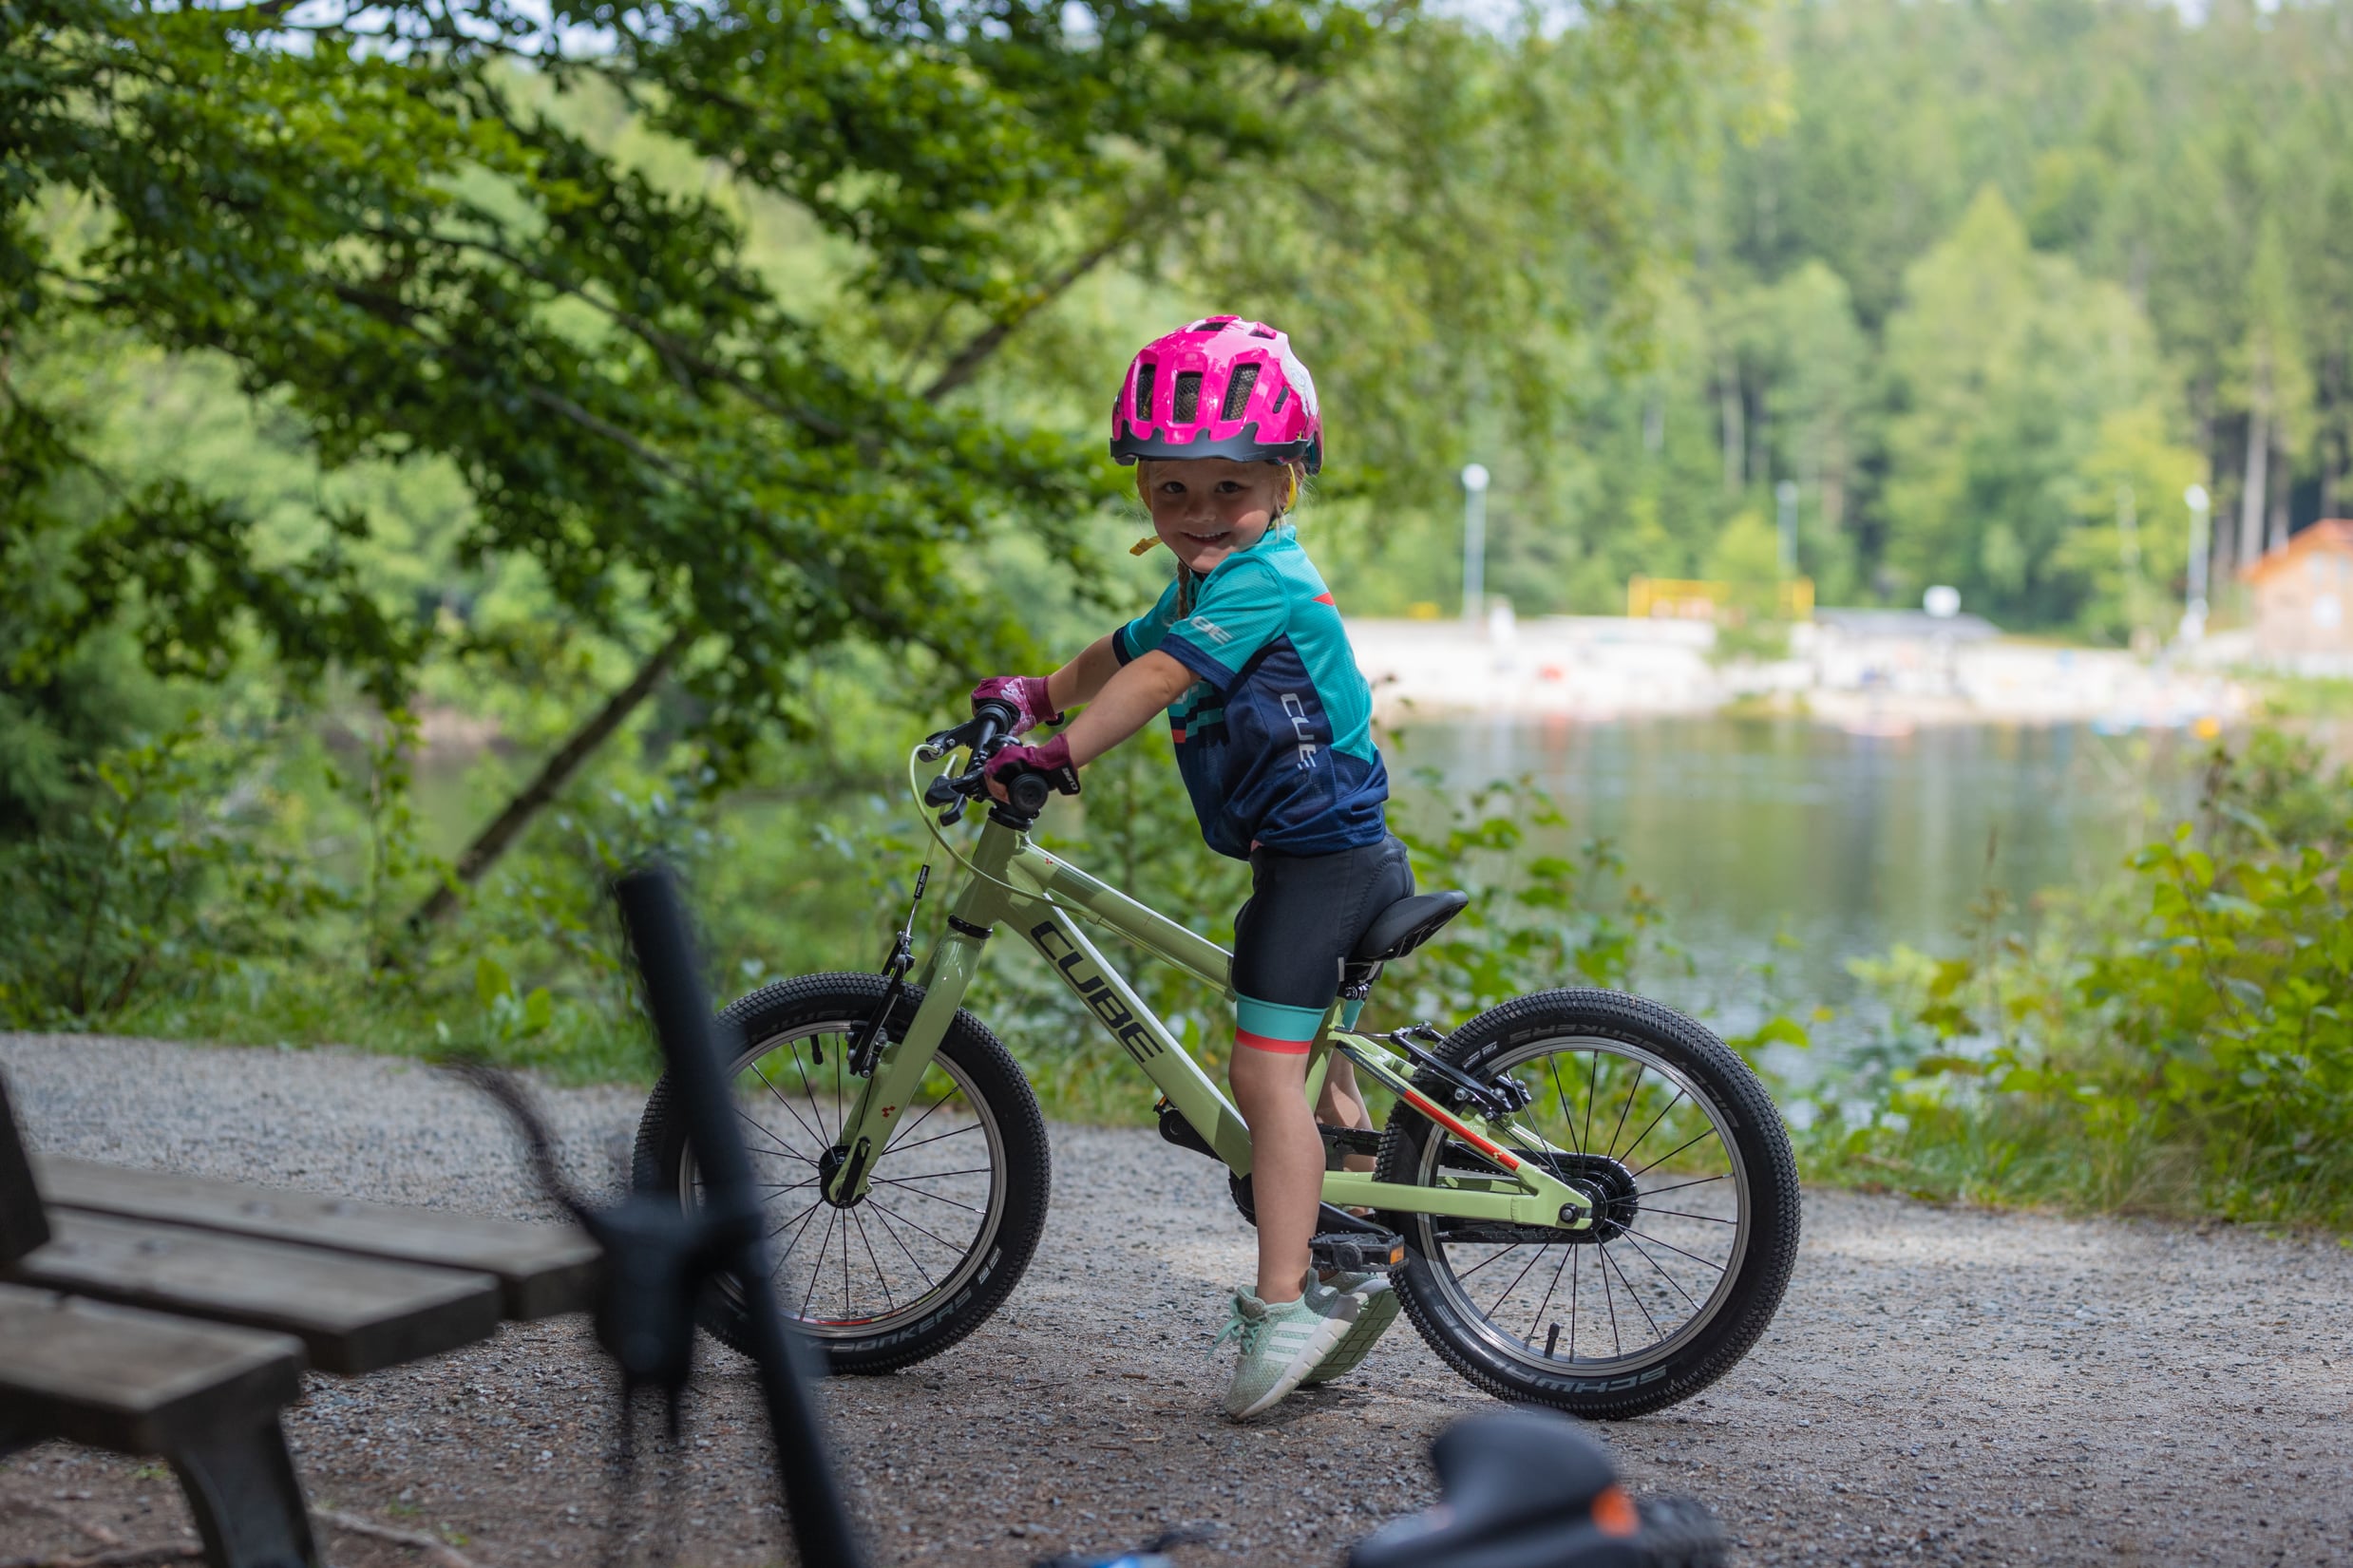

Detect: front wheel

[1376,989,1799,1419]
[633,973,1052,1374]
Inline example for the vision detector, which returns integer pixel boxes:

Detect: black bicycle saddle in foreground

[1348,1408,1726,1568]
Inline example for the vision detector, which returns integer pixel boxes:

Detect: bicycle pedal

[1310,1230,1406,1274]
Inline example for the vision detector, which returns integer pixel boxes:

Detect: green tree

[1878,188,2190,627]
[2,0,1378,922]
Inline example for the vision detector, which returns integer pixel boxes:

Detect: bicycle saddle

[1347,1409,1650,1568]
[1352,890,1470,963]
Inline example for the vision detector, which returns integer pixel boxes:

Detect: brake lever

[918,720,979,764]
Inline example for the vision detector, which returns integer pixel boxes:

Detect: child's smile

[1141,458,1289,574]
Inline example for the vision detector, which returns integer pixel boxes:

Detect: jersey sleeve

[1158,558,1288,691]
[1111,578,1185,666]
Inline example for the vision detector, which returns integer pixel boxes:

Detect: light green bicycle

[634,701,1800,1419]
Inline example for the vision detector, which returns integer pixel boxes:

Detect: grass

[2249,672,2353,720]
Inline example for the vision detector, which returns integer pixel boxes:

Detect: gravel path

[4,1032,2350,1568]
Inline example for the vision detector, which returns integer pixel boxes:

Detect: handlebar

[920,698,1077,823]
[919,699,1026,823]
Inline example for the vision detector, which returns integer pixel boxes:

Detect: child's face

[1139,459,1288,575]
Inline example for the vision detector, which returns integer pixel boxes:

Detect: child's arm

[1042,634,1124,715]
[1059,651,1191,766]
[986,646,1190,802]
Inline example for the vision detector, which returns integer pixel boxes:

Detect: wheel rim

[682,1016,1009,1339]
[1410,1033,1752,1378]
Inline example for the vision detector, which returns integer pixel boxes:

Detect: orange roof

[2242,519,2353,583]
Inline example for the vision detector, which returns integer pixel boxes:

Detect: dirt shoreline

[4,1032,2349,1568]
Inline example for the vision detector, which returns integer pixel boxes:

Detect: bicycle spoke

[772,1199,830,1277]
[1617,1086,1689,1167]
[1603,1062,1646,1161]
[788,1039,826,1132]
[1526,1245,1575,1344]
[865,1198,963,1252]
[1620,1225,1732,1275]
[1581,1049,1599,1153]
[1600,1239,1663,1342]
[1638,1172,1730,1199]
[1639,1206,1736,1224]
[735,1107,815,1164]
[1619,1232,1703,1315]
[871,1176,982,1214]
[1598,1239,1622,1356]
[851,1210,895,1313]
[1630,1125,1722,1179]
[1484,1244,1550,1319]
[877,1165,992,1182]
[880,1121,982,1158]
[1567,1247,1581,1359]
[865,1201,941,1294]
[762,1177,821,1196]
[1547,1056,1582,1156]
[880,1092,955,1155]
[751,1059,824,1148]
[764,1198,822,1244]
[800,1211,837,1320]
[1452,1241,1528,1280]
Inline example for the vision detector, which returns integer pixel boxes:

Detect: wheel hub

[1542,1151,1641,1244]
[815,1143,866,1210]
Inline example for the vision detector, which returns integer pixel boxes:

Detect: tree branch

[920,189,1177,403]
[406,626,692,931]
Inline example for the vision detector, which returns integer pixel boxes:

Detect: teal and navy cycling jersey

[1111,524,1390,860]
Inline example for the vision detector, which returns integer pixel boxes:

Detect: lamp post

[1460,463,1490,622]
[2181,482,2211,643]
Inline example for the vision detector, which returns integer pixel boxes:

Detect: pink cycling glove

[984,733,1081,800]
[969,675,1062,735]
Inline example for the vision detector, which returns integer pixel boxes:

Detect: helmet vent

[1250,326,1278,338]
[1173,370,1202,425]
[1271,387,1288,414]
[1134,365,1155,421]
[1220,363,1260,422]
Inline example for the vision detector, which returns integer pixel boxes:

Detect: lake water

[1387,716,2205,1065]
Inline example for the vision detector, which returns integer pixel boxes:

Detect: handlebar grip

[1007,771,1052,814]
[970,697,1017,757]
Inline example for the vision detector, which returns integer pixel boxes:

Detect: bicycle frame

[817,768,1596,1236]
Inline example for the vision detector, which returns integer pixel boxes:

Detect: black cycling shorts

[1230,834,1414,1052]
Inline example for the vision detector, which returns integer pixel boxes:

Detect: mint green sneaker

[1212,1284,1358,1419]
[1300,1270,1401,1385]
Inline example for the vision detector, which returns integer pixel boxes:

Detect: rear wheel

[633,973,1051,1374]
[1376,989,1798,1419]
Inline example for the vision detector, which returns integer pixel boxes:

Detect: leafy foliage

[1818,729,2353,1227]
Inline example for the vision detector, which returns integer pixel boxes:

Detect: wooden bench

[0,1068,600,1568]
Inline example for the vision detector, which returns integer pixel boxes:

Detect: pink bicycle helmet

[1109,315,1322,474]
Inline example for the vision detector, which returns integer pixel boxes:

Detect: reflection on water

[1389,716,2199,1064]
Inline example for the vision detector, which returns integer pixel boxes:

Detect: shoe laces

[1211,1296,1267,1359]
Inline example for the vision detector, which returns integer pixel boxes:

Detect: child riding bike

[977,316,1408,1419]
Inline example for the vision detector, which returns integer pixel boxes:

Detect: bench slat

[35,1155,598,1319]
[7,1212,503,1375]
[0,1283,304,1455]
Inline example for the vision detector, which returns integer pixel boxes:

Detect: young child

[975,316,1413,1419]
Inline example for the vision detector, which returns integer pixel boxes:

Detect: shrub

[1819,728,2353,1227]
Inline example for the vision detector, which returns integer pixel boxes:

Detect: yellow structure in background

[1626,576,1814,622]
